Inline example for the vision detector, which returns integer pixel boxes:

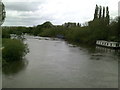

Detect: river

[2,35,119,88]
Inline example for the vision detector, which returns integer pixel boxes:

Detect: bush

[2,39,29,61]
[2,30,10,38]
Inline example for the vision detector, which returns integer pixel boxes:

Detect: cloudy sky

[2,0,120,26]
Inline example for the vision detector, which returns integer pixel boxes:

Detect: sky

[2,0,120,26]
[118,1,120,16]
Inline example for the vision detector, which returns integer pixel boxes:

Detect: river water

[2,35,119,88]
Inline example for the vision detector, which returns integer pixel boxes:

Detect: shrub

[2,30,10,38]
[2,39,29,61]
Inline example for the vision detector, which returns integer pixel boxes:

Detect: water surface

[2,35,118,88]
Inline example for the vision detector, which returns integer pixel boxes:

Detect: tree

[106,6,110,25]
[41,21,53,28]
[102,7,105,19]
[77,23,81,27]
[99,6,102,19]
[94,4,99,19]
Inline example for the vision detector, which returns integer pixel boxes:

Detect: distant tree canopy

[2,5,119,44]
[94,5,110,25]
[41,21,53,28]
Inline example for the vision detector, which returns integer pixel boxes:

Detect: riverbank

[2,16,120,46]
[2,38,29,66]
[3,35,118,88]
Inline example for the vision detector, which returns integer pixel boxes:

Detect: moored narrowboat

[96,40,120,49]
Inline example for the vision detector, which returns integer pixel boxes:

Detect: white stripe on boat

[96,40,120,48]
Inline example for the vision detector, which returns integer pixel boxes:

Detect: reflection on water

[96,46,117,52]
[95,46,120,60]
[96,46,120,56]
[2,35,118,88]
[74,42,120,61]
[2,59,28,76]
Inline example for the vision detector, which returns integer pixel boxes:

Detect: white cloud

[118,1,120,16]
[2,0,119,26]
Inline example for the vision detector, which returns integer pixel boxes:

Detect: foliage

[2,5,119,45]
[2,39,29,62]
[2,16,119,45]
[94,5,99,19]
[2,29,10,38]
[1,5,119,67]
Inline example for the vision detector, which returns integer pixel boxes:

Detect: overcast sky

[2,0,120,26]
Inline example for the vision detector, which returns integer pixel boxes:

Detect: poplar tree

[94,4,99,19]
[102,7,105,19]
[99,6,102,19]
[106,6,110,25]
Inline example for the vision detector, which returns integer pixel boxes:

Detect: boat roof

[96,40,119,43]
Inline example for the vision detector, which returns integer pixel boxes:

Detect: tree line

[2,5,120,45]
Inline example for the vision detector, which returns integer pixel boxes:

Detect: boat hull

[96,40,120,49]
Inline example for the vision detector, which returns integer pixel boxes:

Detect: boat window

[116,43,119,47]
[107,43,108,45]
[110,43,112,46]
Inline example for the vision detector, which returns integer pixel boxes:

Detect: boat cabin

[96,40,120,48]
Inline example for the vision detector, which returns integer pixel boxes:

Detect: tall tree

[99,6,102,19]
[106,6,110,25]
[94,4,99,19]
[102,7,105,19]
